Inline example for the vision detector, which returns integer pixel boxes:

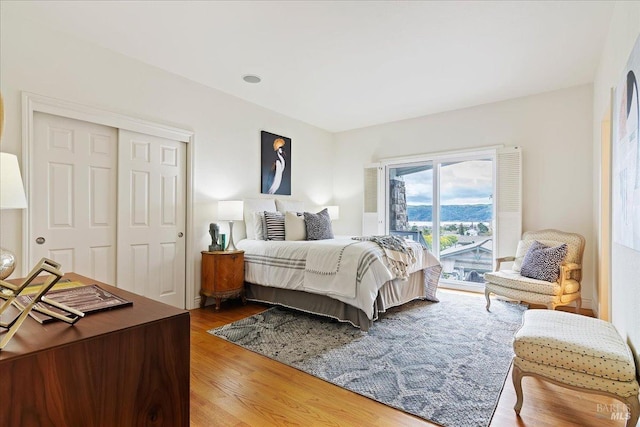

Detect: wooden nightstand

[200,250,245,310]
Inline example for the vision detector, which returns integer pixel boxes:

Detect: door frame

[597,90,613,321]
[21,92,196,309]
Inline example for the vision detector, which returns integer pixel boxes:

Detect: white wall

[333,85,595,307]
[0,15,334,308]
[592,2,640,366]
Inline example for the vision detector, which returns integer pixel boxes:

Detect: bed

[235,198,442,331]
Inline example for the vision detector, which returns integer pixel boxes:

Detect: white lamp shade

[218,200,244,221]
[0,152,27,210]
[326,205,340,220]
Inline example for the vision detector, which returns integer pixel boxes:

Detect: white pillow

[275,199,304,214]
[285,211,306,241]
[243,198,276,239]
[252,211,267,240]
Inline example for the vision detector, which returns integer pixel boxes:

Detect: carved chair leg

[512,364,524,415]
[575,297,582,314]
[485,288,492,311]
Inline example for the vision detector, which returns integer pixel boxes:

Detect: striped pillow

[264,211,285,241]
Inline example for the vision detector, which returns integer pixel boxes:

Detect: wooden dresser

[0,273,190,427]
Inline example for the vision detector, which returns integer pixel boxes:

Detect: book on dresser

[13,284,133,324]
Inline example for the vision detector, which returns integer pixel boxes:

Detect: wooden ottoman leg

[512,363,524,415]
[625,394,639,427]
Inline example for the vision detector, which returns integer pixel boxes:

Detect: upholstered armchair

[484,229,585,312]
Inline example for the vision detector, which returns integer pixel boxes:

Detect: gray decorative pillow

[304,208,334,240]
[520,241,568,282]
[264,211,285,241]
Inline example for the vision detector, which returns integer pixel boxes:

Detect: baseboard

[439,282,484,293]
[193,289,594,313]
[493,295,593,311]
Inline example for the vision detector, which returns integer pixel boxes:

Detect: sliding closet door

[117,129,186,308]
[30,112,118,283]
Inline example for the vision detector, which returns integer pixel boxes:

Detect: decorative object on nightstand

[208,223,223,251]
[200,250,245,310]
[218,200,243,251]
[0,152,28,280]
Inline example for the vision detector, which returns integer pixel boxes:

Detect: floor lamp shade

[1,152,28,279]
[218,201,243,251]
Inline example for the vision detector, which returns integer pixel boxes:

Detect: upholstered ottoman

[512,310,639,426]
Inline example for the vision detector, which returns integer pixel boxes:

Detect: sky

[401,160,493,205]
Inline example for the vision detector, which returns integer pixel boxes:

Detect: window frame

[380,146,504,292]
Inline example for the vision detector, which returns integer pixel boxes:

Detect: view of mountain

[407,204,492,222]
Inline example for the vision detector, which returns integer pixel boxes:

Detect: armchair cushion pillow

[485,270,580,295]
[513,239,564,272]
[520,241,568,283]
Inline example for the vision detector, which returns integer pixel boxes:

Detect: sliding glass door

[387,153,495,289]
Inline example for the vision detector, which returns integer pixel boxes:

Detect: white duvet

[237,238,440,320]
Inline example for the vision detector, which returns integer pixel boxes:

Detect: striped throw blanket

[352,235,417,280]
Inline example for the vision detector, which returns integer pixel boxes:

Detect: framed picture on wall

[260,131,291,195]
[612,34,640,252]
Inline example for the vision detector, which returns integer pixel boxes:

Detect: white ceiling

[5,1,614,132]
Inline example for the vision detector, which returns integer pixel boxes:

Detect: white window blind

[362,164,384,235]
[495,146,522,258]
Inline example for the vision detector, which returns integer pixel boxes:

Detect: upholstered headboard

[239,198,277,241]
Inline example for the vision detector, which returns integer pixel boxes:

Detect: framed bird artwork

[260,131,291,195]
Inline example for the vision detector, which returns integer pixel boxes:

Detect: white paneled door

[31,112,118,284]
[30,114,187,308]
[116,129,186,308]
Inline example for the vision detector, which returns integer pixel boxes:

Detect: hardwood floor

[189,291,627,426]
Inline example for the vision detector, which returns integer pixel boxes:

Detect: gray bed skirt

[245,268,436,331]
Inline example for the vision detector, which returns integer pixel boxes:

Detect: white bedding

[237,237,440,320]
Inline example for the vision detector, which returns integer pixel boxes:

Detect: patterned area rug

[209,291,526,427]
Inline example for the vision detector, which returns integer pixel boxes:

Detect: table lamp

[0,152,28,279]
[218,200,243,251]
